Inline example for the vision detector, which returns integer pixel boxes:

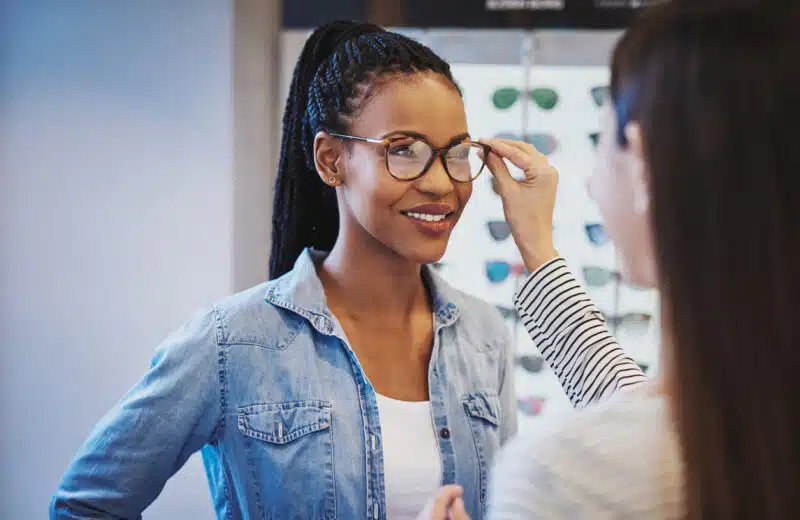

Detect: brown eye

[387,138,428,160]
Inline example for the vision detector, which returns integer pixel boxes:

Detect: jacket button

[439,427,451,439]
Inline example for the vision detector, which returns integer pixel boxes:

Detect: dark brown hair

[611,3,800,519]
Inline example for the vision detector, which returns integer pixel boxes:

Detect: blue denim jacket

[51,249,517,520]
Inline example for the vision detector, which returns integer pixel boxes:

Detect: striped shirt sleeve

[513,258,647,408]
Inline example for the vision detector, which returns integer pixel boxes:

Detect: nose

[415,154,455,196]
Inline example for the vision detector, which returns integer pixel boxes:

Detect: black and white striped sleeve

[513,258,647,408]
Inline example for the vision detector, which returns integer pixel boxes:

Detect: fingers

[478,147,515,195]
[428,485,464,519]
[480,138,541,178]
[448,498,471,520]
[482,138,558,191]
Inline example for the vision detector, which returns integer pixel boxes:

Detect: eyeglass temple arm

[328,133,386,145]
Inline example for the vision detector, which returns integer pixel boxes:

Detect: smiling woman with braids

[51,21,644,520]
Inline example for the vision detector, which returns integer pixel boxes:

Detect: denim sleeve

[497,316,518,445]
[50,308,223,519]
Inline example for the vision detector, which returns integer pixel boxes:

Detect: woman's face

[588,105,657,288]
[316,72,472,265]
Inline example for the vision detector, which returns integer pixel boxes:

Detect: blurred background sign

[284,0,664,29]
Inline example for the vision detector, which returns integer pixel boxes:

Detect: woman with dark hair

[485,2,800,519]
[50,20,643,520]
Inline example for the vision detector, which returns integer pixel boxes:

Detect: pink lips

[401,203,457,237]
[402,203,454,215]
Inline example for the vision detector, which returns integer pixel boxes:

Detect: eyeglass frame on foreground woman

[329,131,492,182]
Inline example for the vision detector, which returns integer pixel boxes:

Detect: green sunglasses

[591,86,610,107]
[492,87,559,111]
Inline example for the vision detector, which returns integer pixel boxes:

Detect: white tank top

[376,393,443,519]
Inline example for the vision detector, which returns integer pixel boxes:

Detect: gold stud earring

[328,176,337,185]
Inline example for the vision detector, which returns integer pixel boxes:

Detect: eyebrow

[382,130,471,148]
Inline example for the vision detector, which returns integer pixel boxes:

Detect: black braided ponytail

[269,20,461,279]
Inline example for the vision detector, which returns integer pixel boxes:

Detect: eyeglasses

[585,223,609,246]
[517,395,546,417]
[494,132,558,156]
[487,220,511,241]
[329,133,490,183]
[486,261,528,284]
[492,87,559,111]
[516,354,545,374]
[603,312,652,336]
[591,86,610,107]
[589,132,600,149]
[583,266,622,287]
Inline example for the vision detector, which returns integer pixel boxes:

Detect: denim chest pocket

[237,400,335,520]
[463,392,502,506]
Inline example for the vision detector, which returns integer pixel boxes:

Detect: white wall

[0,1,277,518]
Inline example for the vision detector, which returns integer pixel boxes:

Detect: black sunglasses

[487,220,511,241]
[516,354,545,374]
[329,132,491,183]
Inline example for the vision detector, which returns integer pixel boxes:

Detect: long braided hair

[269,21,461,280]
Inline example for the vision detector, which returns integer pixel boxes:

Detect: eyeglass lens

[385,137,486,182]
[487,220,511,241]
[585,223,609,246]
[591,86,610,107]
[583,266,617,287]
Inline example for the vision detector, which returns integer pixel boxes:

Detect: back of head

[611,3,800,518]
[269,20,458,280]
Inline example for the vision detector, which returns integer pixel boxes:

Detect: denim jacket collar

[265,248,460,335]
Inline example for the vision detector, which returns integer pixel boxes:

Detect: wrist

[520,245,560,273]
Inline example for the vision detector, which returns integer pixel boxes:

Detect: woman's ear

[314,132,344,187]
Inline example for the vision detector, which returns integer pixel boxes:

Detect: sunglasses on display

[329,132,491,182]
[603,312,653,336]
[517,395,546,417]
[516,354,545,374]
[585,223,609,246]
[486,261,528,284]
[494,132,558,156]
[583,266,647,291]
[487,220,511,241]
[496,305,520,322]
[591,86,610,107]
[492,87,559,111]
[582,266,623,288]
